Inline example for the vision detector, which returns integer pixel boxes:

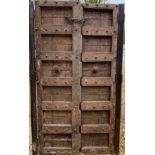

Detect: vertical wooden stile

[109,5,118,152]
[35,1,43,154]
[72,2,83,154]
[30,1,37,155]
[114,4,124,155]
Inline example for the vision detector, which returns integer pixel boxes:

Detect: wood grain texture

[34,2,123,154]
[82,52,115,62]
[81,101,112,111]
[114,4,124,154]
[81,124,111,134]
[81,77,113,86]
[42,124,72,134]
[35,1,43,154]
[41,77,73,86]
[29,1,37,155]
[82,27,115,36]
[71,3,83,154]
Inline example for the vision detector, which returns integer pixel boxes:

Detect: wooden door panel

[80,4,118,154]
[36,2,82,155]
[83,36,112,53]
[35,1,123,155]
[82,62,111,77]
[83,8,113,27]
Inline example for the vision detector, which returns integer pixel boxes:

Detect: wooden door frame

[29,1,37,155]
[30,2,125,155]
[114,4,124,155]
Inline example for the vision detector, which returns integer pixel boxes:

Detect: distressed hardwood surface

[34,1,124,155]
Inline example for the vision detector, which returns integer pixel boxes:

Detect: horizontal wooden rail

[81,124,111,134]
[42,124,72,134]
[82,3,117,9]
[42,101,73,111]
[81,146,112,154]
[43,147,73,154]
[82,52,115,62]
[82,27,115,36]
[39,1,75,7]
[81,77,113,86]
[40,25,72,34]
[81,101,112,111]
[40,52,72,61]
[41,77,73,86]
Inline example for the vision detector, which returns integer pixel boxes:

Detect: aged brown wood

[40,25,72,34]
[33,1,124,155]
[81,101,112,111]
[41,77,73,86]
[81,124,111,134]
[35,1,82,155]
[114,4,124,154]
[40,52,72,61]
[71,3,83,154]
[82,53,115,62]
[80,2,119,154]
[30,1,37,155]
[41,101,73,111]
[81,77,113,86]
[82,3,117,9]
[35,1,43,154]
[81,146,112,154]
[42,124,72,134]
[82,27,115,36]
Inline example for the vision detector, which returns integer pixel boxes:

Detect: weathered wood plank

[82,27,115,36]
[40,25,72,34]
[81,101,112,111]
[81,77,113,86]
[30,1,37,155]
[42,124,72,134]
[71,3,83,154]
[82,52,115,62]
[81,146,112,154]
[41,77,73,86]
[82,3,117,10]
[108,6,119,152]
[35,1,44,154]
[40,52,72,61]
[43,146,73,154]
[34,2,123,154]
[39,1,75,7]
[114,4,124,154]
[42,101,73,111]
[81,124,111,134]
[43,146,72,151]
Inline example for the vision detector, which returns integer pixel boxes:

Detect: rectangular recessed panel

[43,134,72,148]
[82,86,111,101]
[82,62,111,77]
[83,36,112,53]
[82,111,110,124]
[84,9,113,27]
[41,34,72,52]
[43,111,72,124]
[42,86,72,101]
[82,134,109,147]
[41,7,72,26]
[42,61,72,77]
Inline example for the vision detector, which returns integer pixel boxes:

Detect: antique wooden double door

[35,1,123,154]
